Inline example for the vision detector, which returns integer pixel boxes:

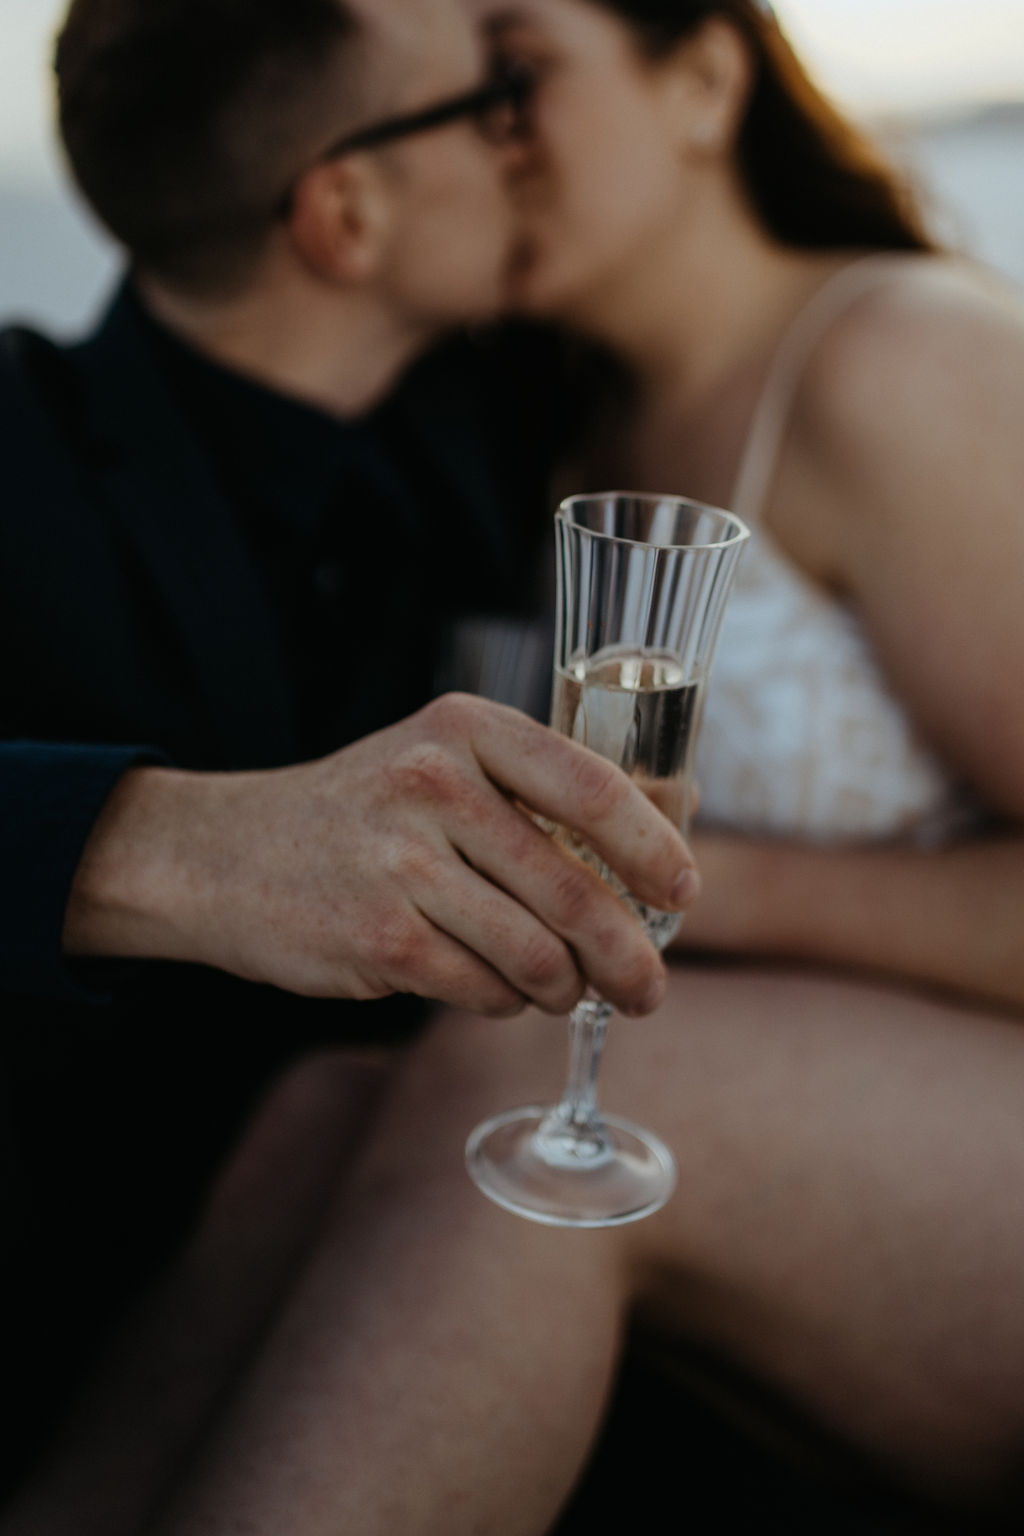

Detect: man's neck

[136,269,438,420]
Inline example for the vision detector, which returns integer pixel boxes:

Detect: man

[0,0,697,1502]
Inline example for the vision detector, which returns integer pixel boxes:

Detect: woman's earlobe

[671,16,753,155]
[689,119,723,152]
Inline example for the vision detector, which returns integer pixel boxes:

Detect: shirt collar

[126,283,394,539]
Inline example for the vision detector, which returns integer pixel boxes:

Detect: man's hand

[64,694,700,1018]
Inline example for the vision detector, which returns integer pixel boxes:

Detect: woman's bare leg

[146,1024,631,1536]
[0,1048,394,1536]
[619,966,1024,1499]
[12,966,1024,1536]
[146,966,1024,1534]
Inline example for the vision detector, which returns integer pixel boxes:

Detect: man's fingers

[408,861,588,1016]
[439,695,698,910]
[367,910,527,1018]
[366,749,666,1014]
[395,766,664,1015]
[368,812,594,1015]
[453,807,665,1015]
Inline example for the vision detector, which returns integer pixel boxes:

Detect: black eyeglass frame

[317,62,533,160]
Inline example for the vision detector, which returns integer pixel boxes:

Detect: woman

[8,6,1024,1534]
[285,2,1024,1524]
[483,0,1024,1015]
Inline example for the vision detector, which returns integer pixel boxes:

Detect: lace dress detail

[694,256,979,846]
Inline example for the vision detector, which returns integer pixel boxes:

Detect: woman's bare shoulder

[790,255,1024,524]
[821,251,1019,346]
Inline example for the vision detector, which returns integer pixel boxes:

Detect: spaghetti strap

[729,252,918,526]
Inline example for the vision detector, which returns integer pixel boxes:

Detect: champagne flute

[466,492,749,1227]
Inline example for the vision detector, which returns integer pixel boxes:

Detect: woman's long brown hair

[598,0,937,251]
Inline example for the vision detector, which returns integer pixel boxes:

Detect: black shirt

[136,293,544,760]
[0,283,556,1489]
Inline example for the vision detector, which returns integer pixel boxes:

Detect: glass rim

[556,491,750,553]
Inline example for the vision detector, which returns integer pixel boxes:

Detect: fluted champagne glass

[466,492,749,1227]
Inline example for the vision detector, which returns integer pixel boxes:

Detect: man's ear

[286,156,394,284]
[662,16,754,156]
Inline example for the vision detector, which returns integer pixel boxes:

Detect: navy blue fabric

[0,284,545,1001]
[0,282,554,1491]
[0,741,163,1001]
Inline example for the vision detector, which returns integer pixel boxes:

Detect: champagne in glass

[466,493,749,1227]
[550,647,703,948]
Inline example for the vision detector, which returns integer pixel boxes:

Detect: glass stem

[558,995,613,1131]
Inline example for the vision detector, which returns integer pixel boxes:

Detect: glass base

[465,1106,677,1228]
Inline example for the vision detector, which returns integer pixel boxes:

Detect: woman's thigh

[409,963,1024,1496]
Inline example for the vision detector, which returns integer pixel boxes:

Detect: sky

[2,0,1023,184]
[779,0,1024,114]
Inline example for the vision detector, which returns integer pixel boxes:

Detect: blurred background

[2,0,1023,335]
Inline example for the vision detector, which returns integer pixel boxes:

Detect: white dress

[694,255,979,846]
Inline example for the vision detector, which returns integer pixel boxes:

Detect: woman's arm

[687,262,1024,1012]
[674,830,1024,1013]
[789,262,1024,823]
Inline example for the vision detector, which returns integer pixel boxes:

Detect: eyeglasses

[318,62,534,160]
[277,63,533,217]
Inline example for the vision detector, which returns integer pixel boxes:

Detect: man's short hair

[56,0,362,296]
